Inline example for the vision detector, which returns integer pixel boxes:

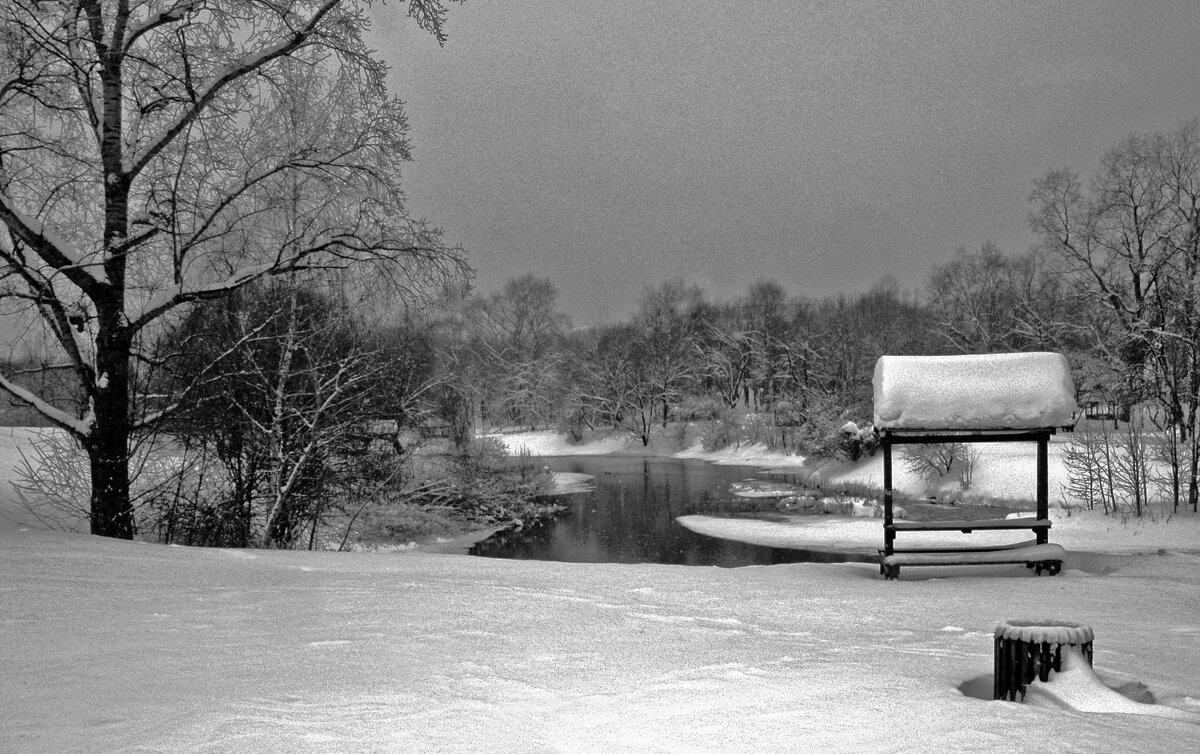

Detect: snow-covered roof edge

[873,352,1077,431]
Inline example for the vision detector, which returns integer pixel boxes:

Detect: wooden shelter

[873,352,1078,580]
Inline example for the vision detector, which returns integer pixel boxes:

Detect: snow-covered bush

[555,408,591,443]
[699,407,739,451]
[835,421,879,462]
[676,396,724,422]
[10,431,90,531]
[741,411,776,447]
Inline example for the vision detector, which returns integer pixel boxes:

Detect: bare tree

[0,1,464,538]
[1031,118,1200,512]
[699,319,755,410]
[927,242,1071,353]
[634,279,707,427]
[461,275,569,429]
[157,279,402,547]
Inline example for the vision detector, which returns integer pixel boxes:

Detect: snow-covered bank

[678,508,1200,557]
[489,427,1079,506]
[485,430,635,457]
[2,524,1199,752]
[4,428,1200,751]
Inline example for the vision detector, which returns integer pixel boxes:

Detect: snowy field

[3,428,1200,751]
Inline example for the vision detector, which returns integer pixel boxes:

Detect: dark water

[470,455,878,567]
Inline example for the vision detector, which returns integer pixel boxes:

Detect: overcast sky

[370,1,1200,324]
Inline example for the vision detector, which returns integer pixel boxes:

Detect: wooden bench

[879,542,1066,580]
[889,517,1051,534]
[884,535,1041,555]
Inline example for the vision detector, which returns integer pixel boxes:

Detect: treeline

[441,260,1082,457]
[437,119,1200,514]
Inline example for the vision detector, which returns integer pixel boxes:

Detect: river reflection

[470,455,876,567]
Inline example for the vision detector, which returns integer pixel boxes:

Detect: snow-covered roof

[873,352,1077,431]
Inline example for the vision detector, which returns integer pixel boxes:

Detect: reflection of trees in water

[470,457,876,567]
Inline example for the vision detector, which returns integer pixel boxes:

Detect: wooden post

[1036,434,1049,544]
[882,434,894,556]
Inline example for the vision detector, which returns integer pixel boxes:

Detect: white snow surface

[873,352,1077,430]
[677,507,1200,556]
[487,430,633,456]
[3,428,1200,751]
[1026,647,1200,721]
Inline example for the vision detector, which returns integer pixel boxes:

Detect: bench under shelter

[873,352,1078,580]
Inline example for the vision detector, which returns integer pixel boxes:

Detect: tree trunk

[86,25,135,540]
[86,432,134,538]
[260,293,300,548]
[86,304,135,538]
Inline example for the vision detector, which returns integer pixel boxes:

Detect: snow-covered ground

[3,427,1200,751]
[487,430,636,458]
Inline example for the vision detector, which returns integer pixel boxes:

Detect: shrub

[901,442,964,483]
[834,421,880,462]
[677,396,725,422]
[1061,422,1173,518]
[700,408,739,451]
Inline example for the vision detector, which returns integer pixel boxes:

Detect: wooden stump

[993,620,1094,701]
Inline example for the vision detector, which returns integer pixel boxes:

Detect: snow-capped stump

[873,352,1077,431]
[995,619,1095,645]
[993,619,1095,701]
[872,352,1079,578]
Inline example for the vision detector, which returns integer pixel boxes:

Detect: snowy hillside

[2,428,1200,751]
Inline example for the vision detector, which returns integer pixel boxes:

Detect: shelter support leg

[1036,436,1049,545]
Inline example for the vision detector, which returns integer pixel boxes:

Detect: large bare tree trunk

[85,427,134,538]
[86,302,135,538]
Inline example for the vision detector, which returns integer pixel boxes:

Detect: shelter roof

[872,352,1077,432]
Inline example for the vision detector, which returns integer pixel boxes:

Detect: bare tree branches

[0,1,466,537]
[1032,118,1200,512]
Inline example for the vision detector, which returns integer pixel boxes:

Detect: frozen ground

[3,428,1200,752]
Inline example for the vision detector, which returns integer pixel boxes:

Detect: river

[469,455,880,567]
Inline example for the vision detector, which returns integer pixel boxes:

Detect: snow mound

[1025,647,1200,721]
[873,352,1077,430]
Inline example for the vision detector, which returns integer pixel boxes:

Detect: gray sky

[371,1,1200,324]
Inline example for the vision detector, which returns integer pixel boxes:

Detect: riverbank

[485,425,1077,508]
